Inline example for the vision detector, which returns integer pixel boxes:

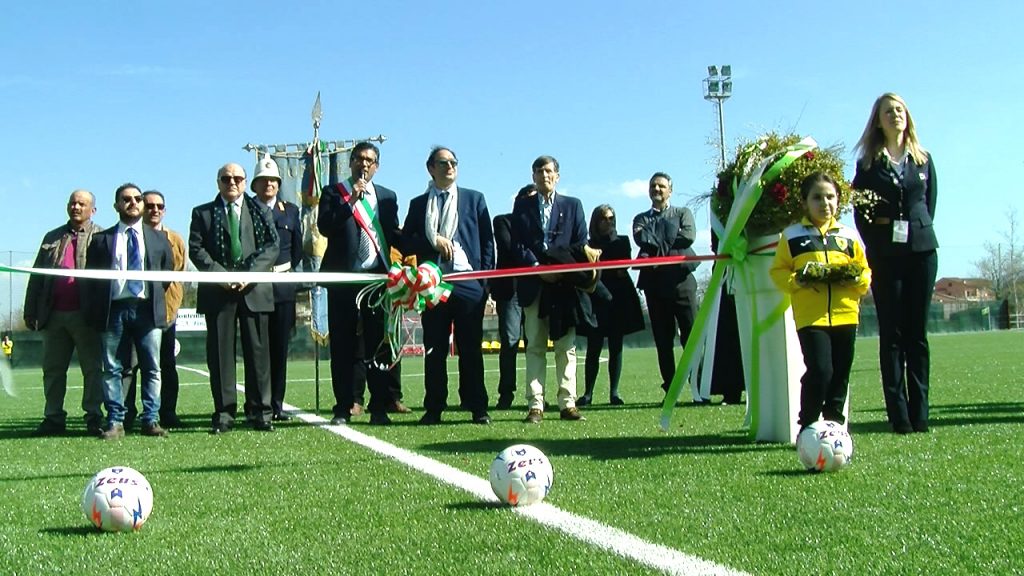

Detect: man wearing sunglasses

[318,142,404,426]
[83,183,174,439]
[143,190,187,427]
[403,147,495,425]
[189,163,280,434]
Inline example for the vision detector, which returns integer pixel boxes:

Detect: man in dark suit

[511,155,587,424]
[632,172,700,400]
[491,184,535,410]
[317,142,403,426]
[189,163,279,434]
[403,147,495,425]
[84,183,174,439]
[247,154,303,422]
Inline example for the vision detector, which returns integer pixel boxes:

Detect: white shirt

[357,181,381,271]
[113,220,147,300]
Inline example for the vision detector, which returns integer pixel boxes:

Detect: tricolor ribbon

[384,262,453,313]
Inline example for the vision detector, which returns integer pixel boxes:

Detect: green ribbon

[659,137,818,435]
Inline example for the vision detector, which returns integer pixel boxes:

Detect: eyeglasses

[219,175,245,184]
[144,202,165,211]
[352,155,378,165]
[120,195,143,204]
[433,159,458,168]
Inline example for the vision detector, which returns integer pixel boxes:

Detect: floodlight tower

[703,65,733,169]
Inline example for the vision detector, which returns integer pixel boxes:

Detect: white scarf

[424,183,459,253]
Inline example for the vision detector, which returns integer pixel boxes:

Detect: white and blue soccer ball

[489,444,554,506]
[81,466,154,532]
[797,420,854,472]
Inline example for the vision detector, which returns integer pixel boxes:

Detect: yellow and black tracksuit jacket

[769,217,872,330]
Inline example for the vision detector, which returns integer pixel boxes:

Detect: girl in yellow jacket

[770,171,872,429]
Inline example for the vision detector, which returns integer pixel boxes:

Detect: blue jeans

[496,295,523,397]
[101,300,162,426]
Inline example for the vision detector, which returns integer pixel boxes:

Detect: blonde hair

[854,92,928,168]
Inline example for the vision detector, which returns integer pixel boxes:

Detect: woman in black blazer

[852,93,938,434]
[578,205,645,406]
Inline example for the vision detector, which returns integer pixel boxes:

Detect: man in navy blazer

[318,141,404,426]
[511,155,587,424]
[84,183,173,439]
[403,147,495,425]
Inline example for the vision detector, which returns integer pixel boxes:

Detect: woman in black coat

[578,205,645,406]
[852,93,938,434]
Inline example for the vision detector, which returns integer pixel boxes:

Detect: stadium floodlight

[702,64,733,169]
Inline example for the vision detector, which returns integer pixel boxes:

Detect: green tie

[228,202,242,264]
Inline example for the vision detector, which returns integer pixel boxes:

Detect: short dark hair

[114,182,141,201]
[799,171,840,200]
[426,146,456,168]
[532,155,559,173]
[143,189,165,203]
[352,141,380,164]
[649,172,672,187]
[516,183,537,199]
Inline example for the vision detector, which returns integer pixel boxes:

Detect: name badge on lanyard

[892,220,909,243]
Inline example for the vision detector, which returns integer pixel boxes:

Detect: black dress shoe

[272,412,292,422]
[471,412,491,425]
[495,395,514,410]
[209,423,232,435]
[253,421,275,432]
[419,411,442,425]
[576,395,592,407]
[160,416,186,429]
[609,396,625,406]
[32,420,66,437]
[330,415,350,425]
[369,412,392,426]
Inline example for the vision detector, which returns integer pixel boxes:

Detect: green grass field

[0,331,1021,575]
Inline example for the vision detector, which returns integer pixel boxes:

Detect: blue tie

[126,227,143,297]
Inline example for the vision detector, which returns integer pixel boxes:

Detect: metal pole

[7,250,12,332]
[716,100,727,170]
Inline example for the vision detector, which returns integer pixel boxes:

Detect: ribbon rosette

[385,262,453,312]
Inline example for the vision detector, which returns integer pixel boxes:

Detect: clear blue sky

[2,0,1022,320]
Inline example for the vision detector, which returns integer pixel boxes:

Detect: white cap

[253,153,281,182]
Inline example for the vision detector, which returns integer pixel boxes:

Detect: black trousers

[646,291,697,391]
[158,324,179,421]
[206,300,272,427]
[420,295,488,415]
[868,248,937,431]
[352,319,402,406]
[266,300,295,415]
[583,333,623,398]
[327,284,397,418]
[796,324,857,426]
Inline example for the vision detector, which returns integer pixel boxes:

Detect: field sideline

[0,331,1021,575]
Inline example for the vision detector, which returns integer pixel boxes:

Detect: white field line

[182,365,749,576]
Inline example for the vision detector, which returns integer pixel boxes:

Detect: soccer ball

[489,444,554,506]
[81,466,154,532]
[797,420,854,472]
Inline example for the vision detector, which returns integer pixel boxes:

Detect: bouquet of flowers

[796,261,864,285]
[711,132,852,236]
